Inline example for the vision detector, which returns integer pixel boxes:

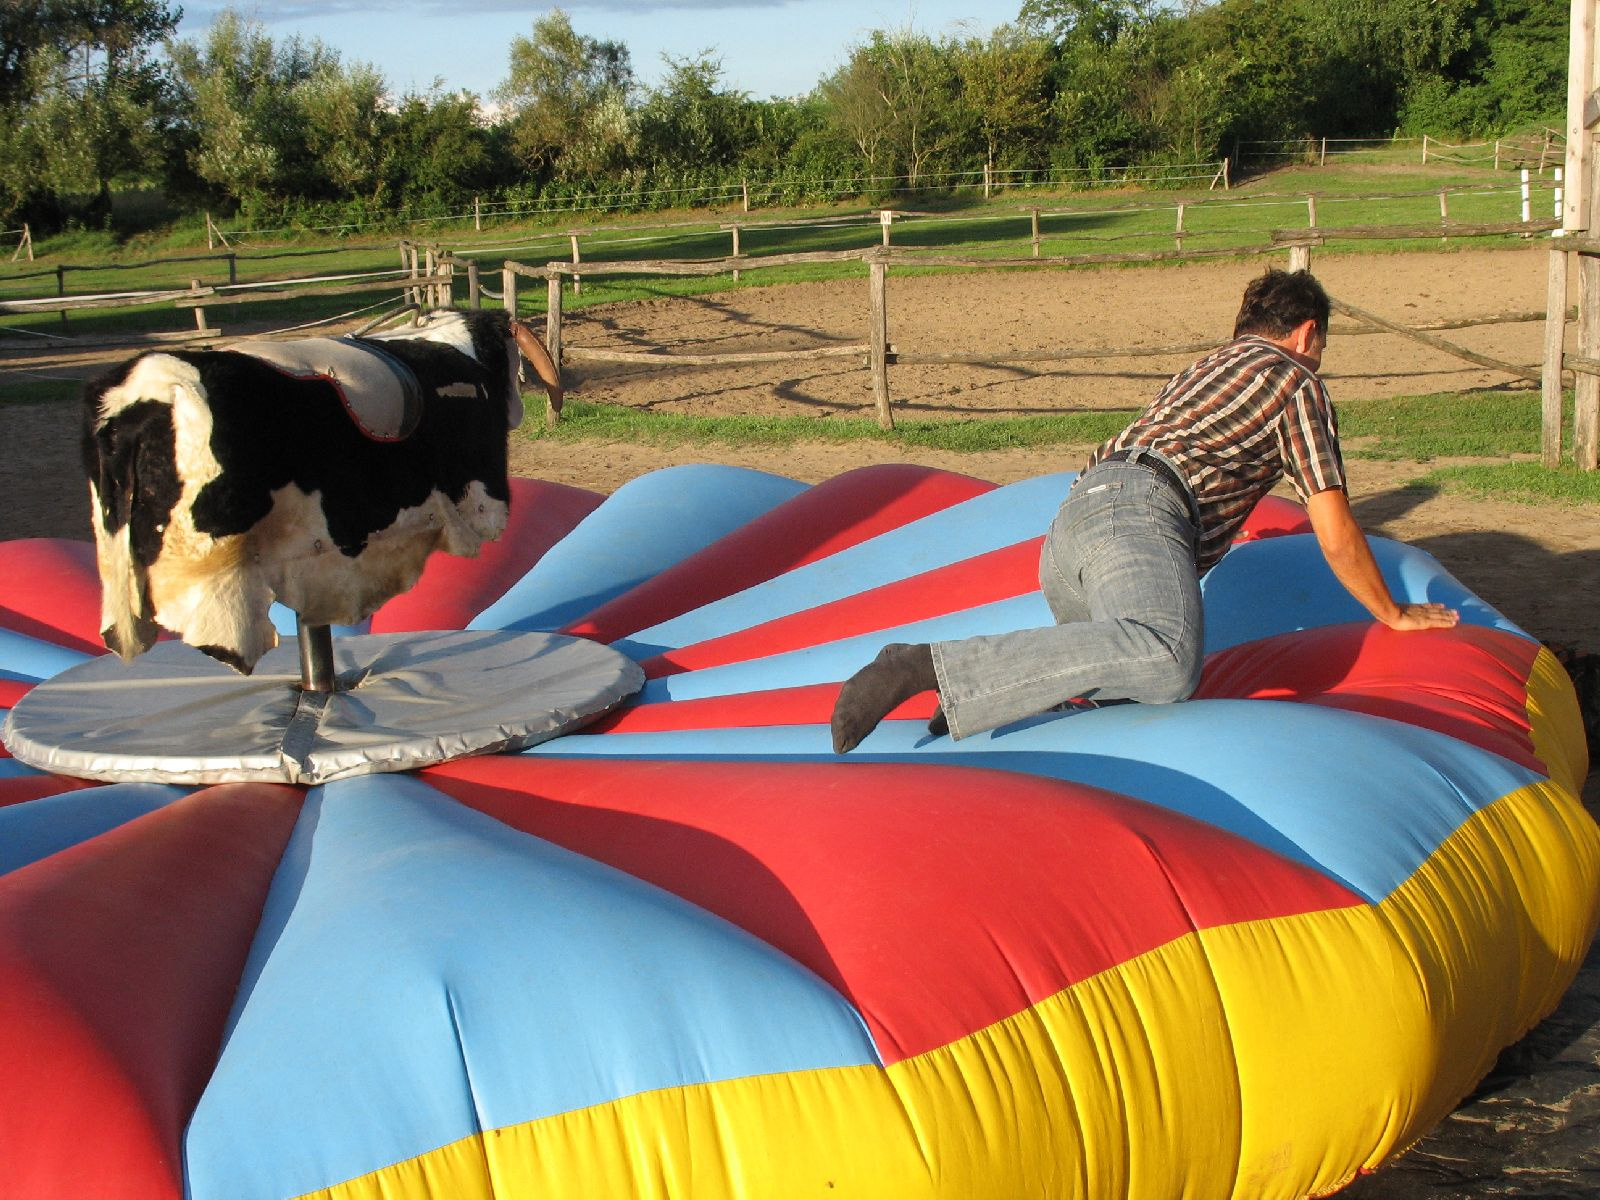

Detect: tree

[168,13,335,207]
[382,89,500,210]
[634,52,750,171]
[0,0,180,224]
[954,28,1053,172]
[494,9,635,180]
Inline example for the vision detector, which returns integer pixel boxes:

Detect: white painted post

[1522,168,1533,222]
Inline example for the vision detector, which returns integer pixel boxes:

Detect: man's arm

[1304,488,1459,631]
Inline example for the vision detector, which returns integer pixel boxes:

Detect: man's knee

[1138,639,1203,704]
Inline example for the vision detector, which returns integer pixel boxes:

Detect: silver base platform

[2,630,644,786]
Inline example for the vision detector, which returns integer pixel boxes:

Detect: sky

[174,2,1010,104]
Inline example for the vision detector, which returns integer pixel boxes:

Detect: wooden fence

[505,220,1565,434]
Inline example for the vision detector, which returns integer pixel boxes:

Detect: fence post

[502,264,518,319]
[880,209,893,247]
[1555,167,1565,218]
[1422,134,1429,164]
[56,264,67,331]
[569,232,582,295]
[730,225,741,282]
[1175,203,1186,251]
[1319,137,1327,167]
[1307,195,1317,228]
[474,197,482,232]
[1521,168,1532,224]
[1494,140,1502,171]
[742,179,750,212]
[227,253,237,286]
[1030,208,1041,258]
[1288,243,1312,273]
[867,252,893,431]
[546,269,565,428]
[1542,247,1569,467]
[984,160,993,200]
[467,259,481,309]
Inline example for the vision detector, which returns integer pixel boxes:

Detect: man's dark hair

[1233,269,1330,339]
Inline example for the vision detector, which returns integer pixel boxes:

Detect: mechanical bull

[82,309,539,674]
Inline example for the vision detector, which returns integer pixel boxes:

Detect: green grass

[524,389,1600,506]
[1422,459,1600,504]
[0,379,80,406]
[525,398,1133,451]
[1338,388,1559,459]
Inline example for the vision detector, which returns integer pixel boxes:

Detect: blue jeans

[931,456,1204,739]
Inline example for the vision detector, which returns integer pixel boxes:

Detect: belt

[1097,448,1200,524]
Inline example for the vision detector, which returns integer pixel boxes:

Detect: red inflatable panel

[1235,494,1311,541]
[0,775,99,809]
[1197,623,1542,772]
[563,465,995,645]
[589,680,942,734]
[641,538,1043,679]
[426,756,1364,1063]
[0,540,104,654]
[0,784,303,1200]
[370,477,604,633]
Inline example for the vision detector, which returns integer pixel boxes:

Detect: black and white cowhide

[82,309,524,674]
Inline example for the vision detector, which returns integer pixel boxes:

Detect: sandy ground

[4,248,1600,1193]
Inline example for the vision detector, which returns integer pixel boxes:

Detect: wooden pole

[742,179,750,212]
[502,264,517,319]
[868,254,893,430]
[1175,203,1186,252]
[546,271,565,428]
[467,259,481,309]
[1319,137,1327,167]
[1572,0,1600,466]
[731,225,741,282]
[1031,208,1041,258]
[569,233,582,295]
[1543,247,1571,466]
[190,279,209,334]
[1422,134,1430,163]
[984,160,993,200]
[474,196,481,231]
[880,210,893,247]
[1307,195,1317,227]
[1579,246,1600,468]
[1288,243,1312,273]
[1563,0,1595,230]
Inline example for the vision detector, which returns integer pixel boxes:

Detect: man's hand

[1385,602,1460,632]
[1304,488,1460,631]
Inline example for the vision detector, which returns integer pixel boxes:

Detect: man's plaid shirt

[1089,334,1346,572]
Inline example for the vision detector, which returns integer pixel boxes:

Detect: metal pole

[297,618,338,693]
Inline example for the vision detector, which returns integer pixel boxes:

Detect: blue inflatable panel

[635,594,1054,704]
[612,473,1075,658]
[0,781,190,876]
[1202,534,1524,654]
[183,772,879,1200]
[470,464,807,633]
[0,627,89,684]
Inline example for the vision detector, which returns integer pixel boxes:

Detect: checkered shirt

[1089,335,1345,572]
